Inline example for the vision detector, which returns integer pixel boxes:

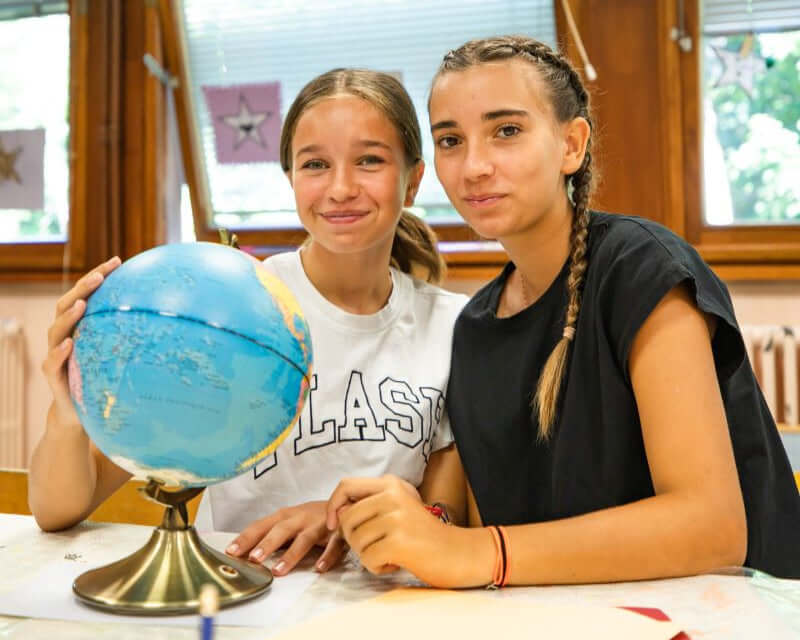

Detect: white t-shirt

[194,250,468,532]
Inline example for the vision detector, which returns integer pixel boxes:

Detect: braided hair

[433,36,596,439]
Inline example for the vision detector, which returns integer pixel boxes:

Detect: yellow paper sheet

[272,587,684,640]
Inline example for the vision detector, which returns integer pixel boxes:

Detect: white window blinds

[703,1,800,35]
[0,0,66,21]
[181,0,555,225]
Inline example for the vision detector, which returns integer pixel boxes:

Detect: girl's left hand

[326,475,486,587]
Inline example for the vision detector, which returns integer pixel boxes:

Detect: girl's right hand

[41,256,121,429]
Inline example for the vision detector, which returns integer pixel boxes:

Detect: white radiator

[0,318,25,468]
[742,325,799,427]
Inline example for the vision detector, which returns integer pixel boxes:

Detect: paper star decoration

[0,136,23,185]
[219,95,273,150]
[712,45,766,97]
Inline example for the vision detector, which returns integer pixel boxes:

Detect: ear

[561,116,590,176]
[403,160,425,207]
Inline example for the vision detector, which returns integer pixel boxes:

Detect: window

[701,1,800,226]
[172,0,555,246]
[0,1,69,244]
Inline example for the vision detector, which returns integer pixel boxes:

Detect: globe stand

[72,479,273,615]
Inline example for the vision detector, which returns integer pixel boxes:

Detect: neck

[501,196,575,304]
[300,241,394,314]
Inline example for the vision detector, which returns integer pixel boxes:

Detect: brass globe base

[73,480,273,615]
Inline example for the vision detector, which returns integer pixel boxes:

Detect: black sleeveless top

[447,211,800,578]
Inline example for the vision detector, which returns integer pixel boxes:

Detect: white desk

[1,514,798,639]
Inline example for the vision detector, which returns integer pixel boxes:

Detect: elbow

[705,499,748,570]
[28,493,83,533]
[721,511,748,567]
[31,510,83,533]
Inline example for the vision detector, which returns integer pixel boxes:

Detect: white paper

[0,514,318,627]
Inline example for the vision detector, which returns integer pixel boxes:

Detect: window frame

[0,1,87,275]
[1,0,172,281]
[678,0,800,279]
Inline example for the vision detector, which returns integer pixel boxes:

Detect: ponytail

[391,210,445,285]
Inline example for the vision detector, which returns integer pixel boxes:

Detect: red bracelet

[424,504,443,518]
[423,503,450,524]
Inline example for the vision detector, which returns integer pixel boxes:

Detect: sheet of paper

[0,514,318,627]
[270,587,683,640]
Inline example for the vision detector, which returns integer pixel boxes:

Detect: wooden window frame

[0,0,89,277]
[2,0,171,282]
[557,0,800,281]
[677,0,800,280]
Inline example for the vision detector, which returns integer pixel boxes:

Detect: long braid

[435,36,596,439]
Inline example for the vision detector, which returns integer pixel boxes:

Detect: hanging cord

[559,0,597,81]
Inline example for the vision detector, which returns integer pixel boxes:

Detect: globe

[67,242,313,487]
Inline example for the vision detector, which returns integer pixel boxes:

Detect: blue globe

[67,242,312,487]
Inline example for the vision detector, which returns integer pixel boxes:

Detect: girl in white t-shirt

[29,69,467,577]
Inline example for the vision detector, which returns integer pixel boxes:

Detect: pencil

[199,583,219,640]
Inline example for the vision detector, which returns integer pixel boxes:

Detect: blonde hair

[433,36,596,438]
[280,68,445,284]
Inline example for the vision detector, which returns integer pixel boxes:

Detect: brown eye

[357,155,385,166]
[497,125,521,139]
[436,135,460,149]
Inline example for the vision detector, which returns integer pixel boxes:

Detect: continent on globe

[67,242,313,487]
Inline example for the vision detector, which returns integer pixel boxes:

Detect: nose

[462,140,495,182]
[328,165,360,202]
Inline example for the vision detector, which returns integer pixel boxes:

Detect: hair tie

[563,326,576,341]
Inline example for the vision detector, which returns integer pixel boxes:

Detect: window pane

[0,13,69,243]
[182,0,555,232]
[702,30,800,225]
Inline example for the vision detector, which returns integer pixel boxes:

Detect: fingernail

[316,560,327,572]
[226,543,239,555]
[107,255,121,265]
[273,561,286,574]
[249,548,264,562]
[60,338,71,351]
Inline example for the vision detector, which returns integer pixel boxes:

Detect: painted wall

[2,277,798,468]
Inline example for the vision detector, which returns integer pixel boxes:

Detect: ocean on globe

[67,242,313,487]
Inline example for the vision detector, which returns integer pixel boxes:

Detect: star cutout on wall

[0,136,23,185]
[712,45,766,97]
[219,95,273,150]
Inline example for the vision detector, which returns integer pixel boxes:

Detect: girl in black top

[326,35,800,586]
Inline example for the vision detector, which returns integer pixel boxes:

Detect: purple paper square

[203,83,282,164]
[0,128,45,210]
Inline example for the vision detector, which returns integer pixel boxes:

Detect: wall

[2,276,797,467]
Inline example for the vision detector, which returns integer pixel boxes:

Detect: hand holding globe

[32,242,314,613]
[66,242,312,487]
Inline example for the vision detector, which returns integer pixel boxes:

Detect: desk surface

[1,514,799,639]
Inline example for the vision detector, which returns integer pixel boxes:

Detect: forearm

[418,444,467,526]
[503,491,746,585]
[28,406,99,531]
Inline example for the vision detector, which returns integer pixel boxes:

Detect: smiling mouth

[319,211,369,224]
[464,194,506,207]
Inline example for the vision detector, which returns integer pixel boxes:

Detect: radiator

[0,318,25,468]
[742,325,799,427]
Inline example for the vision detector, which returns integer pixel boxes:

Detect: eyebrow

[296,140,392,156]
[431,109,530,132]
[483,109,529,121]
